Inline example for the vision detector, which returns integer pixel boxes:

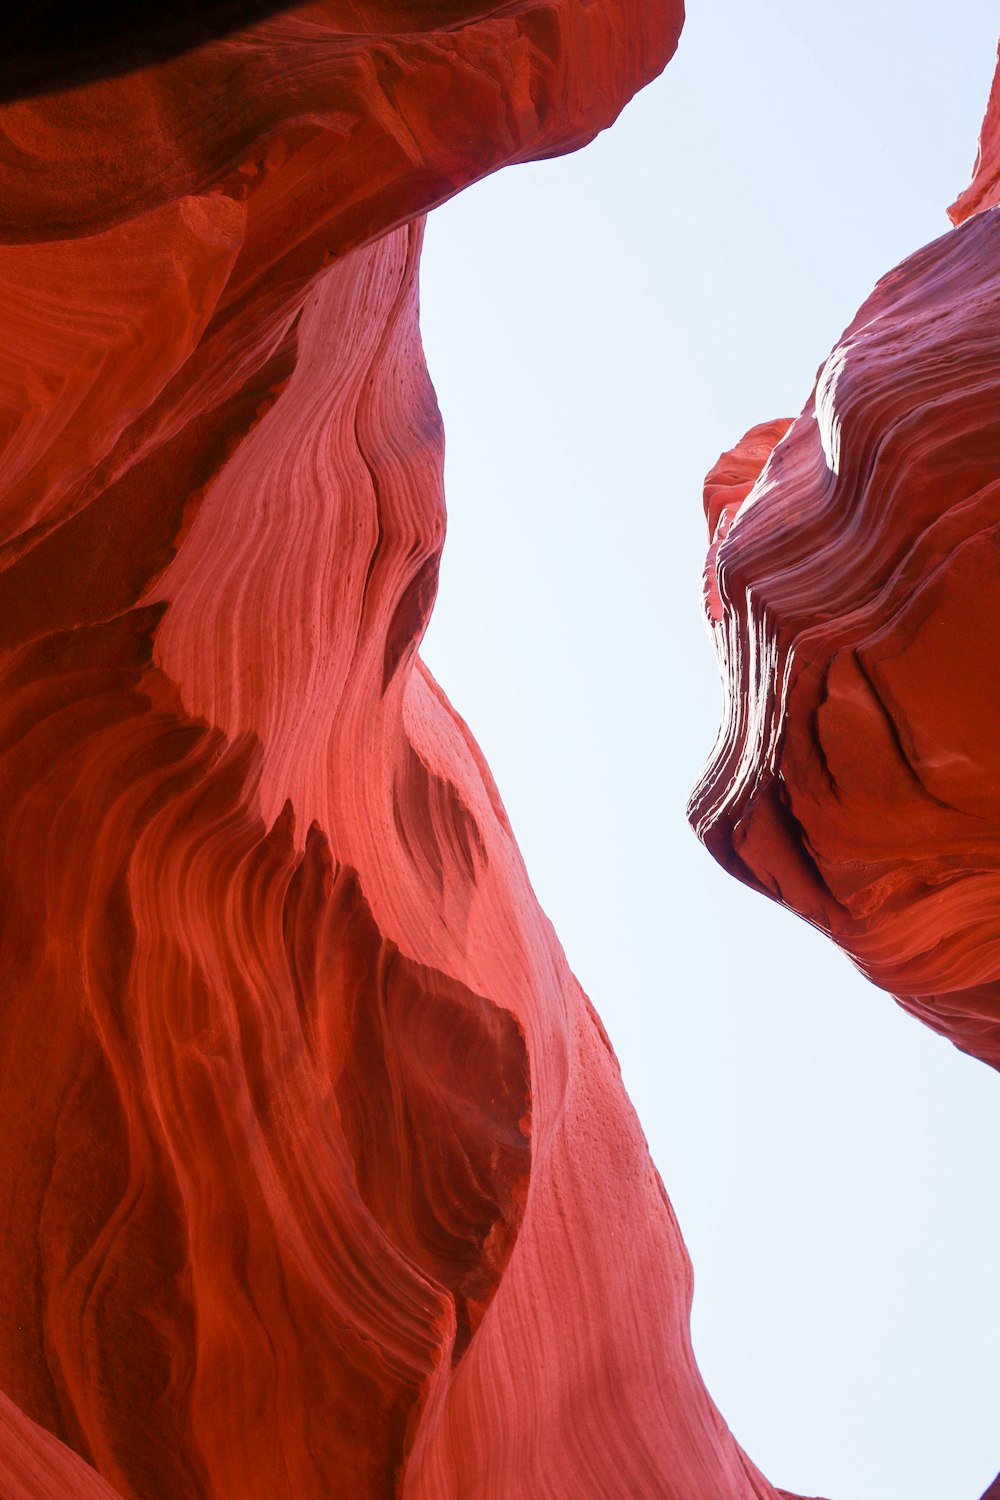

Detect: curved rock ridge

[690,173,1000,1070]
[0,4,826,1500]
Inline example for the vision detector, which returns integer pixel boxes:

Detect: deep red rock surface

[0,4,824,1499]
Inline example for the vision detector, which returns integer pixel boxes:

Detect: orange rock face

[0,4,824,1499]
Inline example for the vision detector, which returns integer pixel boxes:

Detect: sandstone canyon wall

[5,0,1000,1496]
[0,4,817,1499]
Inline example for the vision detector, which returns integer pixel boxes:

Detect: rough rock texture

[0,4,821,1499]
[690,50,1000,1076]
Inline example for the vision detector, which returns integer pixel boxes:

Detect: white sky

[419,5,1000,1497]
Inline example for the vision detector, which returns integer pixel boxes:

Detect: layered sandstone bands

[0,4,816,1499]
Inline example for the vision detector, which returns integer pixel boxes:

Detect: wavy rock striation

[690,52,1000,1088]
[0,4,824,1499]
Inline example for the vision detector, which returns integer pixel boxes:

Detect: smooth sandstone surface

[0,3,821,1499]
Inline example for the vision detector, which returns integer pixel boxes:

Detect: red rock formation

[950,38,1000,226]
[691,53,1000,1070]
[0,4,826,1499]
